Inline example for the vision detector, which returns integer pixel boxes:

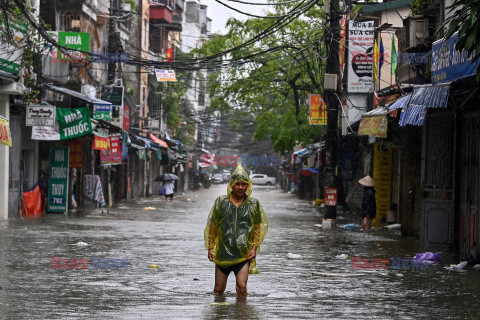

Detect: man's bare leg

[235,261,250,297]
[214,265,228,295]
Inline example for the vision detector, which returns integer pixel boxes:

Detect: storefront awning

[388,94,411,111]
[294,148,309,157]
[44,84,112,105]
[130,134,162,150]
[398,83,450,127]
[149,133,168,148]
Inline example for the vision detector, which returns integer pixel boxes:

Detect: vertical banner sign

[48,147,69,212]
[338,15,348,91]
[348,20,374,93]
[309,95,328,125]
[324,188,338,206]
[100,135,122,165]
[68,141,83,168]
[56,107,93,140]
[0,116,12,147]
[0,18,28,75]
[123,104,130,132]
[371,144,393,227]
[101,86,124,109]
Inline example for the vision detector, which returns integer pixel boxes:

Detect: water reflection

[205,294,261,320]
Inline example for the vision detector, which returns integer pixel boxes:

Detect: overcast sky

[205,0,273,34]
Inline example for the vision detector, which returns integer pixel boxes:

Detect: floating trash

[314,224,323,228]
[148,264,159,269]
[210,302,231,305]
[286,253,302,260]
[335,254,349,260]
[342,224,356,230]
[445,261,468,271]
[144,207,156,210]
[71,242,88,247]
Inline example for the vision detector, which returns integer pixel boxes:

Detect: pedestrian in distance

[204,164,268,297]
[163,180,175,202]
[359,175,376,231]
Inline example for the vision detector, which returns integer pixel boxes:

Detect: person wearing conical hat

[204,164,268,297]
[359,175,376,231]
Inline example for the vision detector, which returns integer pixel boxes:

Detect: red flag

[166,46,174,63]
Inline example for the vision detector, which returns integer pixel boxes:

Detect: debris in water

[341,224,356,230]
[210,302,230,305]
[384,224,401,230]
[445,261,468,271]
[286,253,302,259]
[144,207,156,210]
[335,254,349,259]
[193,278,199,281]
[314,224,323,228]
[148,264,159,269]
[474,264,480,269]
[71,242,88,247]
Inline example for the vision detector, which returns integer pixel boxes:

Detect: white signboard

[347,20,374,93]
[155,69,177,82]
[26,105,56,126]
[32,126,60,141]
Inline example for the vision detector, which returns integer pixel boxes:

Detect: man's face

[232,181,248,198]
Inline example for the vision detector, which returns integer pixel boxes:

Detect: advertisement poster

[324,188,338,206]
[68,141,83,168]
[309,94,328,125]
[155,69,177,82]
[100,135,122,165]
[0,116,12,147]
[358,115,388,138]
[371,144,393,227]
[31,125,60,141]
[123,104,130,132]
[56,107,93,140]
[48,147,69,212]
[94,129,110,150]
[348,20,374,93]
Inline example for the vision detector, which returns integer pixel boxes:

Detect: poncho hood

[227,164,253,198]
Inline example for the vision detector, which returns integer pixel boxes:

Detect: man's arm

[207,224,217,261]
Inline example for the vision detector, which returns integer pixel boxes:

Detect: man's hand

[246,245,257,261]
[208,248,214,262]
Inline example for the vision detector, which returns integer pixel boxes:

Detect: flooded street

[1,184,480,319]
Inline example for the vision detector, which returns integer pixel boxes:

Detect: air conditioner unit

[405,16,429,50]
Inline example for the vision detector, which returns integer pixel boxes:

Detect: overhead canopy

[149,133,168,148]
[388,94,411,111]
[359,107,389,138]
[130,134,164,150]
[45,84,112,106]
[398,83,450,127]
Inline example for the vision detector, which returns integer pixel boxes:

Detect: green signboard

[48,147,69,212]
[0,18,28,75]
[101,86,124,107]
[48,31,90,63]
[56,107,93,140]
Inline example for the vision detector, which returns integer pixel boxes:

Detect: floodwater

[1,184,479,319]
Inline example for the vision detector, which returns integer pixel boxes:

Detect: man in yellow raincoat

[204,164,268,297]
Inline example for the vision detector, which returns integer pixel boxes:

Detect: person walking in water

[204,164,268,297]
[163,180,175,202]
[359,175,376,231]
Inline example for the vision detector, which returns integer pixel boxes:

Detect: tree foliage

[195,3,327,152]
[441,0,480,61]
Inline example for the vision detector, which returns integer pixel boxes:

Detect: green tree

[440,0,480,62]
[195,3,327,152]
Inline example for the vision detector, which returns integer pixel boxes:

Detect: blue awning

[294,148,309,157]
[409,83,450,109]
[398,83,450,127]
[388,94,411,111]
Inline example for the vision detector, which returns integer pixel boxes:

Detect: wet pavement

[1,183,480,319]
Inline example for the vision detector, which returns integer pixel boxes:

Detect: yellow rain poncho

[204,165,268,272]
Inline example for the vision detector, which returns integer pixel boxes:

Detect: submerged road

[1,183,479,319]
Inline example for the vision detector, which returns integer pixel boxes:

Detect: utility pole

[107,0,117,82]
[323,0,341,220]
